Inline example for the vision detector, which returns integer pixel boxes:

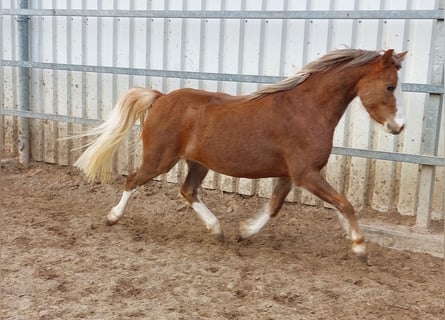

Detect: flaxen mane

[249,49,390,100]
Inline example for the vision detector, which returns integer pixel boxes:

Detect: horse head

[357,49,408,135]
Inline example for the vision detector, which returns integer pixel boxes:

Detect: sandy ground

[1,162,443,320]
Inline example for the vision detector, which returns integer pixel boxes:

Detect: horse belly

[187,143,289,179]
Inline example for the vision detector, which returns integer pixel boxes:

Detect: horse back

[148,87,249,134]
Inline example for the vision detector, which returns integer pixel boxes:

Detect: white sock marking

[352,242,367,255]
[351,229,367,255]
[350,229,362,242]
[240,206,270,239]
[192,200,221,235]
[108,189,135,223]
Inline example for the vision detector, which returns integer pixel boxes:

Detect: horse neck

[288,65,366,127]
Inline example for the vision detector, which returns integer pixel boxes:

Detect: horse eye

[387,85,395,92]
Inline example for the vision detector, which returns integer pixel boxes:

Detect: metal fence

[1,0,443,231]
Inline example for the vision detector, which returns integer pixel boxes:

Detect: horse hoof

[106,218,118,226]
[238,224,252,241]
[106,210,120,226]
[352,241,368,264]
[213,233,225,243]
[355,253,369,265]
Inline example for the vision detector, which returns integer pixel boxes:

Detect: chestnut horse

[75,49,407,262]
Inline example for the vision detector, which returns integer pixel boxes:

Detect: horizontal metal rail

[332,146,443,167]
[1,109,444,167]
[0,9,443,20]
[0,59,443,94]
[0,109,102,126]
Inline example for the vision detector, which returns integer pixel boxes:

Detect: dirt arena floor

[1,162,443,320]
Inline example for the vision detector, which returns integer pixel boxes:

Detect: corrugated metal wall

[1,0,443,225]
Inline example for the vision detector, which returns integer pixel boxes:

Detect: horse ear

[396,51,408,61]
[381,49,395,65]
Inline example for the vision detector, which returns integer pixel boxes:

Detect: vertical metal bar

[81,0,87,124]
[415,2,444,229]
[216,0,226,95]
[325,0,334,51]
[129,0,135,89]
[179,1,186,89]
[112,0,118,105]
[17,0,30,166]
[144,0,152,89]
[391,0,411,210]
[198,0,206,90]
[65,0,73,164]
[34,0,43,161]
[96,0,103,121]
[46,0,58,164]
[0,6,4,154]
[415,93,443,229]
[301,0,311,65]
[162,0,169,93]
[367,0,385,208]
[236,1,246,96]
[257,0,266,80]
[278,0,288,78]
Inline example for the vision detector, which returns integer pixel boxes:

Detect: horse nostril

[393,124,405,135]
[385,122,405,135]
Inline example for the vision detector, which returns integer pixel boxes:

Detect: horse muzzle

[383,118,406,135]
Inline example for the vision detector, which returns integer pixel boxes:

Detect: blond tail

[74,87,162,183]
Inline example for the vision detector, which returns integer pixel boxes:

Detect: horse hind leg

[107,151,179,225]
[107,188,135,225]
[239,177,292,240]
[180,161,224,242]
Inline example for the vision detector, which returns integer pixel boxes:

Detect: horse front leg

[297,170,367,263]
[239,177,292,240]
